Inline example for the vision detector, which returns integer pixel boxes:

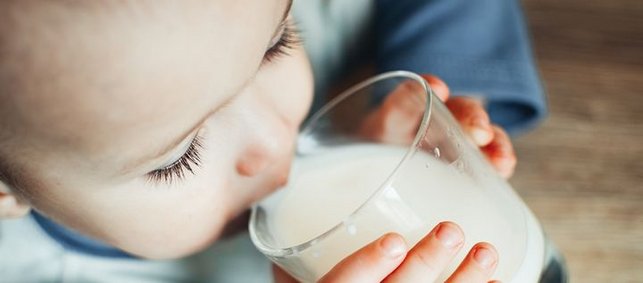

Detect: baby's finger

[358,74,450,144]
[446,242,499,283]
[319,233,408,283]
[383,222,464,283]
[480,125,517,179]
[420,74,450,102]
[445,97,494,146]
[358,81,424,143]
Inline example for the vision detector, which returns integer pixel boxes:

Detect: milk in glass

[270,144,545,282]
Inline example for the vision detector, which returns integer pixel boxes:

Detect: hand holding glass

[250,71,566,282]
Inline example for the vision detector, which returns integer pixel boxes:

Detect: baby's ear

[0,181,31,218]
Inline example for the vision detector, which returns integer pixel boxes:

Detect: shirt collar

[31,210,136,259]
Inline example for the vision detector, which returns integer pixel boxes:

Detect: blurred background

[513,1,643,282]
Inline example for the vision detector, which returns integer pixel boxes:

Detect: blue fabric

[375,0,547,135]
[31,211,135,259]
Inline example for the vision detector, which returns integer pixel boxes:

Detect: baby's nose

[236,126,293,178]
[236,147,271,177]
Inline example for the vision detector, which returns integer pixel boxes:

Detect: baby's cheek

[58,152,237,259]
[113,183,232,258]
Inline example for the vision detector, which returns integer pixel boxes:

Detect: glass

[249,71,567,282]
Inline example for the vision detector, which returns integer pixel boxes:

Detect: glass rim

[249,70,435,257]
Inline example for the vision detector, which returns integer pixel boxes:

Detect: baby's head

[0,0,312,259]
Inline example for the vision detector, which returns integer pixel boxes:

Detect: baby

[0,1,533,282]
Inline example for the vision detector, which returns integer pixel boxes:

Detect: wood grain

[514,1,643,282]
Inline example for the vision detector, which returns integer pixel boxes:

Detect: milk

[269,144,545,282]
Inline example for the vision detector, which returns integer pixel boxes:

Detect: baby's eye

[262,22,300,64]
[147,135,204,184]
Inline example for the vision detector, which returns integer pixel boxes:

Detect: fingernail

[473,246,498,269]
[435,222,463,248]
[471,128,491,145]
[380,234,407,258]
[470,118,491,143]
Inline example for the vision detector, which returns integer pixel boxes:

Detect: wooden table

[515,1,643,282]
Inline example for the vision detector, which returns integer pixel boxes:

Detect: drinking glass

[249,71,567,282]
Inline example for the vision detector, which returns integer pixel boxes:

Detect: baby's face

[0,0,312,258]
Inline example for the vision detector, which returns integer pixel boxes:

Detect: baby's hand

[360,74,516,179]
[273,222,499,282]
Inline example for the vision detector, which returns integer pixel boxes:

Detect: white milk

[270,144,544,282]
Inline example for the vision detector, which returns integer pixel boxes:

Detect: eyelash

[147,136,204,184]
[146,26,297,185]
[262,24,300,63]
